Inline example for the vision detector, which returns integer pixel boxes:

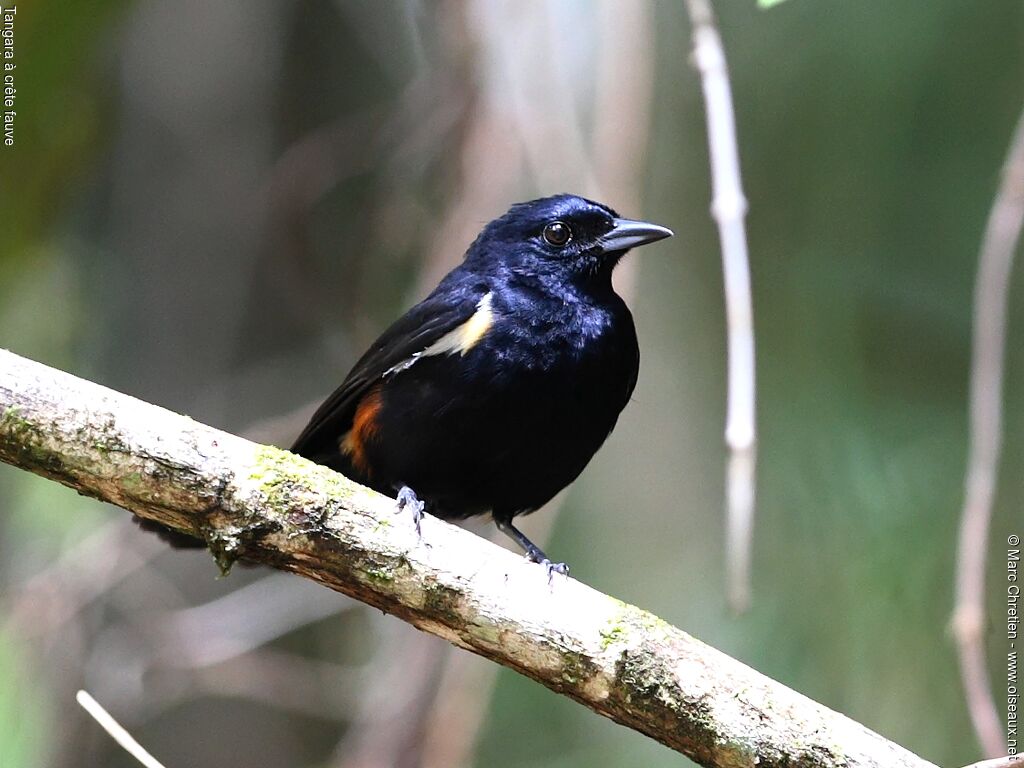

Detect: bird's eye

[542,221,572,247]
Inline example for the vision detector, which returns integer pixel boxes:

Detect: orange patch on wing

[340,387,382,476]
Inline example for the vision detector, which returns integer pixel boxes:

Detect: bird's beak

[599,218,674,254]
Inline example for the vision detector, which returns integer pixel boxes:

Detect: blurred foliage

[0,1,127,276]
[1,1,1022,767]
[0,631,47,768]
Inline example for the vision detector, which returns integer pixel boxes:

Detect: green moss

[0,405,66,472]
[0,406,34,443]
[249,444,303,481]
[2,405,25,426]
[244,445,328,512]
[634,609,672,636]
[599,605,671,652]
[363,564,396,585]
[560,656,584,684]
[249,446,359,524]
[599,622,629,649]
[194,446,325,576]
[248,445,349,497]
[560,649,601,687]
[200,445,368,576]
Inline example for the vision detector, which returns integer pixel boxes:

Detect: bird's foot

[537,558,569,584]
[494,516,569,584]
[396,485,425,537]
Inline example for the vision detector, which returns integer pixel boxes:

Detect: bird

[291,194,672,577]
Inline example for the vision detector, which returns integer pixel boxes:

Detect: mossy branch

[0,349,936,768]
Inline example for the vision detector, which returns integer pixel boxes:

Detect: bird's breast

[484,289,635,371]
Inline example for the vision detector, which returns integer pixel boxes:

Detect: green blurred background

[1,1,1021,766]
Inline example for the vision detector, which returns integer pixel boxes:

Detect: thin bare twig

[952,107,1024,758]
[76,690,167,768]
[684,0,758,613]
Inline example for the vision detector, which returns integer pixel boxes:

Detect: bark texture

[0,349,937,768]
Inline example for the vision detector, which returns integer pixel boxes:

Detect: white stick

[952,107,1024,758]
[685,0,758,612]
[75,690,168,768]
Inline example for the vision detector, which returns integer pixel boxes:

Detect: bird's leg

[493,516,569,582]
[396,485,425,537]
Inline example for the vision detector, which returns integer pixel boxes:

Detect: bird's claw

[396,486,425,537]
[506,530,570,584]
[539,558,569,584]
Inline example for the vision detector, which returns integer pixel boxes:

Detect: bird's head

[466,194,673,287]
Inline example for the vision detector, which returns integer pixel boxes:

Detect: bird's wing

[290,283,490,458]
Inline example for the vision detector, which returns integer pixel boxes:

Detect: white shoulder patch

[385,293,494,376]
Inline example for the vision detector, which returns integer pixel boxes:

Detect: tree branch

[0,349,936,768]
[952,105,1024,758]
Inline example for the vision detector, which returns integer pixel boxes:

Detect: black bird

[292,195,672,576]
